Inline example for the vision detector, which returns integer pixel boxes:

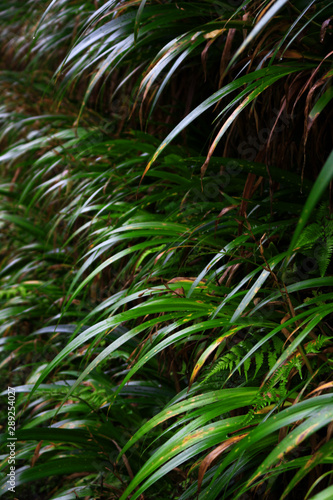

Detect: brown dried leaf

[218,205,238,218]
[31,441,43,467]
[198,434,248,492]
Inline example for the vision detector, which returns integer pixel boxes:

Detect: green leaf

[287,150,333,261]
[228,0,289,68]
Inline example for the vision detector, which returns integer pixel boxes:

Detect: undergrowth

[0,1,333,499]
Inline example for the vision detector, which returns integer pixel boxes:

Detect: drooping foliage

[0,1,333,499]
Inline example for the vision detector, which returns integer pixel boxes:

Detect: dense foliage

[0,1,333,498]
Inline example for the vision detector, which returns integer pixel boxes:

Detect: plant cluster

[0,1,333,499]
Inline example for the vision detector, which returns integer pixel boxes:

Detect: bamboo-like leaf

[308,86,333,129]
[228,0,289,68]
[134,0,147,43]
[282,440,333,499]
[33,0,58,38]
[119,387,258,459]
[189,327,241,387]
[287,150,333,261]
[119,388,258,500]
[307,485,333,500]
[229,252,286,323]
[265,305,333,381]
[142,65,312,178]
[198,433,248,492]
[241,405,333,497]
[208,395,333,497]
[0,458,97,495]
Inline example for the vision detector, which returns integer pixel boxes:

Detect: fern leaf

[297,223,322,249]
[254,349,264,378]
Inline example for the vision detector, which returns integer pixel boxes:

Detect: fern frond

[317,241,333,277]
[297,223,322,249]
